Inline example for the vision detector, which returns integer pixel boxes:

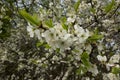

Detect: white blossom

[27,23,34,37]
[97,55,107,62]
[88,64,98,76]
[34,29,41,40]
[109,54,120,64]
[27,23,41,39]
[67,17,75,23]
[0,30,2,33]
[103,73,119,80]
[42,23,74,51]
[74,24,90,43]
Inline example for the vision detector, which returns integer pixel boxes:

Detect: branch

[62,67,73,80]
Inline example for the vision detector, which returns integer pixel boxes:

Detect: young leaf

[60,17,68,30]
[44,19,53,28]
[81,52,91,68]
[111,67,120,74]
[19,10,41,26]
[60,17,67,23]
[90,8,96,14]
[104,0,115,13]
[36,41,44,47]
[88,34,103,42]
[61,23,68,31]
[76,65,87,75]
[74,0,80,12]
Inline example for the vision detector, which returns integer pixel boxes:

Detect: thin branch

[62,67,73,80]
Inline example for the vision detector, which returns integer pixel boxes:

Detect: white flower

[102,19,114,27]
[98,43,104,52]
[34,29,41,40]
[49,2,53,7]
[55,35,72,52]
[74,24,90,43]
[109,54,119,64]
[52,55,59,61]
[72,44,84,55]
[42,28,58,49]
[106,54,120,70]
[84,44,92,54]
[54,23,67,37]
[97,55,107,62]
[27,23,34,37]
[67,17,75,23]
[0,30,2,33]
[42,23,74,51]
[85,77,90,80]
[27,23,41,40]
[88,64,98,76]
[106,73,119,80]
[72,44,84,61]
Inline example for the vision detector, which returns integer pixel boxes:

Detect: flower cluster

[27,22,91,53]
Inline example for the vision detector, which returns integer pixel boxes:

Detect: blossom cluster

[27,17,91,52]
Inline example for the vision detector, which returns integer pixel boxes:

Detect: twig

[62,67,73,80]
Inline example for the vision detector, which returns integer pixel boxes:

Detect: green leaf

[81,52,89,59]
[112,67,120,74]
[76,65,87,75]
[60,17,67,23]
[31,59,38,64]
[74,0,80,12]
[19,10,41,26]
[60,17,68,30]
[90,8,96,14]
[42,63,47,68]
[61,23,68,31]
[81,52,91,68]
[88,34,103,42]
[44,44,51,49]
[44,19,53,28]
[55,48,60,53]
[104,0,115,13]
[36,41,44,47]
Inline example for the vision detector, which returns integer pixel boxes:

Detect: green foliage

[74,0,80,12]
[44,44,51,49]
[76,65,88,75]
[60,17,68,30]
[44,19,53,28]
[76,52,91,75]
[81,52,91,68]
[36,41,51,49]
[111,67,120,74]
[90,8,96,14]
[19,10,41,27]
[88,28,103,42]
[61,23,68,31]
[60,17,67,23]
[104,0,115,13]
[88,34,103,42]
[36,41,44,47]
